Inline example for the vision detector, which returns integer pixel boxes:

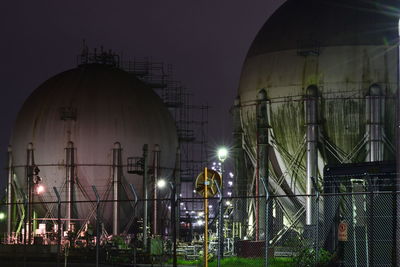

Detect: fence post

[129,184,138,267]
[92,185,100,267]
[22,192,27,267]
[215,180,223,267]
[260,177,269,267]
[311,176,319,265]
[53,187,61,267]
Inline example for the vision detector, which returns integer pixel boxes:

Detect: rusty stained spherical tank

[10,63,178,232]
[238,0,398,201]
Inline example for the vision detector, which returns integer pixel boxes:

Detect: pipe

[153,144,160,235]
[143,144,149,251]
[7,145,12,243]
[26,142,34,244]
[366,84,384,162]
[257,89,269,239]
[112,142,122,236]
[305,86,318,226]
[66,141,75,232]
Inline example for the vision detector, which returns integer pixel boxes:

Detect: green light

[0,212,5,220]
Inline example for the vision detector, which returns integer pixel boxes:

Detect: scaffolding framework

[77,46,208,213]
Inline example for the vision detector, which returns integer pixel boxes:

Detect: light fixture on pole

[217,147,228,163]
[216,147,228,267]
[157,179,177,267]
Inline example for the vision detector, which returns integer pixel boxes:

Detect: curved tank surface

[10,64,178,234]
[236,0,398,237]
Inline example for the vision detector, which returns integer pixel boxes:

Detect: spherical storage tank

[10,63,178,234]
[236,0,398,228]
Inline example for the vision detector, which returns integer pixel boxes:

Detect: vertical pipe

[257,89,269,238]
[305,86,318,226]
[26,142,34,244]
[143,144,149,251]
[7,145,13,243]
[366,84,384,162]
[66,141,75,232]
[153,144,160,235]
[112,142,122,236]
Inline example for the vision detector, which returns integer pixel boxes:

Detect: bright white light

[180,203,184,206]
[228,181,233,186]
[168,206,171,210]
[198,211,204,217]
[157,179,167,189]
[213,162,216,166]
[193,190,196,193]
[229,172,234,178]
[191,211,196,214]
[0,212,5,220]
[36,185,45,194]
[208,205,213,209]
[197,220,204,226]
[227,192,232,197]
[217,147,228,162]
[225,200,232,206]
[179,193,182,197]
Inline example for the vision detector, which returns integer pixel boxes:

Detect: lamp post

[217,147,228,267]
[157,179,177,267]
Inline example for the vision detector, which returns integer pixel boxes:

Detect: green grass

[174,257,294,267]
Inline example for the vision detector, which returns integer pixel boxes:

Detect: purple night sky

[0,0,285,193]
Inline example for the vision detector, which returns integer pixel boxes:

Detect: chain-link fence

[0,180,399,266]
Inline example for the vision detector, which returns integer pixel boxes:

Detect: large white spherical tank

[238,0,398,194]
[11,64,178,232]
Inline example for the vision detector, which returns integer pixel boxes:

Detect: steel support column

[366,84,384,162]
[112,142,122,236]
[143,144,149,251]
[26,142,35,244]
[233,97,246,238]
[152,144,160,235]
[305,86,318,226]
[257,89,269,239]
[66,141,75,232]
[174,147,181,240]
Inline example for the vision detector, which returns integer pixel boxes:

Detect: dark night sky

[0,0,284,192]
